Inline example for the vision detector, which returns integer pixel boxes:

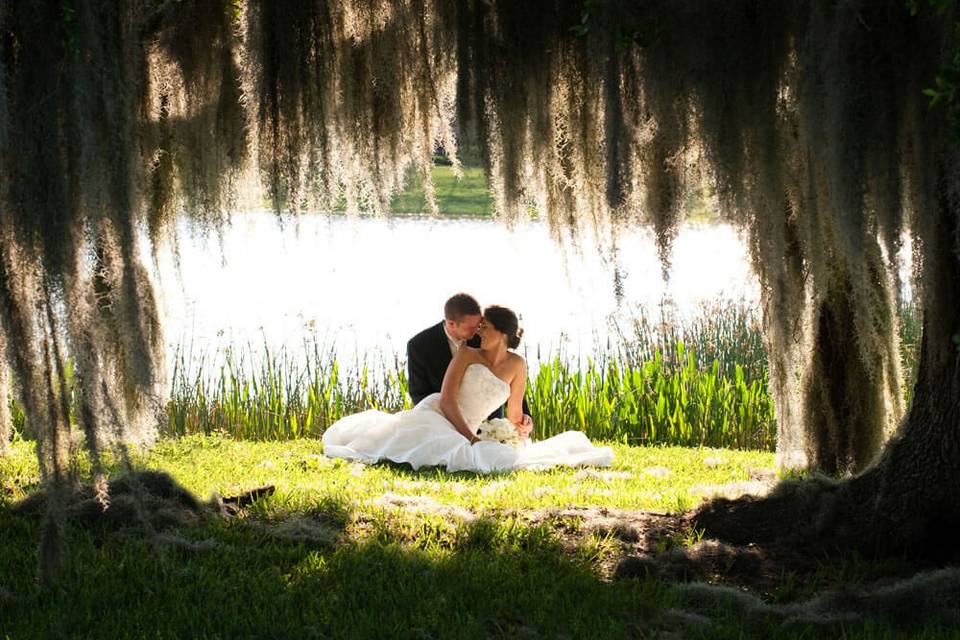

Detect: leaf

[924,88,944,108]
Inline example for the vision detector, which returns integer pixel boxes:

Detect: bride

[322,306,613,473]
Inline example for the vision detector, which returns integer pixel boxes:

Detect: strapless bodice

[456,363,510,427]
[415,363,509,428]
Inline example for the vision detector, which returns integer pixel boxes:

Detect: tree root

[615,468,960,632]
[692,474,845,548]
[666,567,960,633]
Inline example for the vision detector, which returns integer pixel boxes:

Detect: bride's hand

[517,414,534,439]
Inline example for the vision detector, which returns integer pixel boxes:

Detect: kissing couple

[322,293,613,473]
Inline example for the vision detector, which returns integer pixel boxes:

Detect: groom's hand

[518,414,534,439]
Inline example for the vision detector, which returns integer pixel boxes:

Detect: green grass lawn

[0,437,951,639]
[391,165,495,216]
[329,164,494,217]
[386,163,724,221]
[0,436,775,512]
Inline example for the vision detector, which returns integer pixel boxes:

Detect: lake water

[148,212,760,370]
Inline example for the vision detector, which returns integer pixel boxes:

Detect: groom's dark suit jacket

[406,321,531,418]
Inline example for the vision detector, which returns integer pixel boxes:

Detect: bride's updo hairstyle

[484,305,523,349]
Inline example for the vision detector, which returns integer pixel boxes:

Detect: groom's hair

[444,293,481,321]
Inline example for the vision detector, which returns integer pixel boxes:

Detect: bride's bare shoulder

[507,352,526,371]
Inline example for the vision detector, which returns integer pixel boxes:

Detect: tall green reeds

[162,301,777,449]
[530,301,774,449]
[898,298,921,405]
[614,300,767,381]
[529,347,774,449]
[166,340,409,440]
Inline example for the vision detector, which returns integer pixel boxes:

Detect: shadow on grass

[0,473,663,639]
[1,468,955,639]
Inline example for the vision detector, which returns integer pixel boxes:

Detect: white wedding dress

[322,363,614,473]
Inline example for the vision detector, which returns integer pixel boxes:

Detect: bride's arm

[439,349,481,444]
[505,357,527,427]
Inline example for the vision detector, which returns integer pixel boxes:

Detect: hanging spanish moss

[459,1,921,473]
[245,0,461,215]
[1,0,958,571]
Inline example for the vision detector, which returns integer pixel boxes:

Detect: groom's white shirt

[443,324,465,357]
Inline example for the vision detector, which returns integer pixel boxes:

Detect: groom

[407,293,533,438]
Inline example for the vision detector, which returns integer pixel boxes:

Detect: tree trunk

[757,228,901,475]
[697,172,960,561]
[803,271,900,475]
[849,182,960,558]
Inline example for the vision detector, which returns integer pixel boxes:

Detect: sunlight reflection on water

[148,212,760,370]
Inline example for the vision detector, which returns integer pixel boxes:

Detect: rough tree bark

[803,273,898,475]
[697,166,960,560]
[853,179,960,558]
[753,211,901,476]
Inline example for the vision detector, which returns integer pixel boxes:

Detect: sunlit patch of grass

[0,438,41,504]
[3,436,775,516]
[2,438,952,639]
[156,437,775,515]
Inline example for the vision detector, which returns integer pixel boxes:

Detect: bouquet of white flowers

[475,417,523,448]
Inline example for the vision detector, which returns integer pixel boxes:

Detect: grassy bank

[1,437,948,639]
[386,162,722,221]
[0,436,773,514]
[391,165,495,216]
